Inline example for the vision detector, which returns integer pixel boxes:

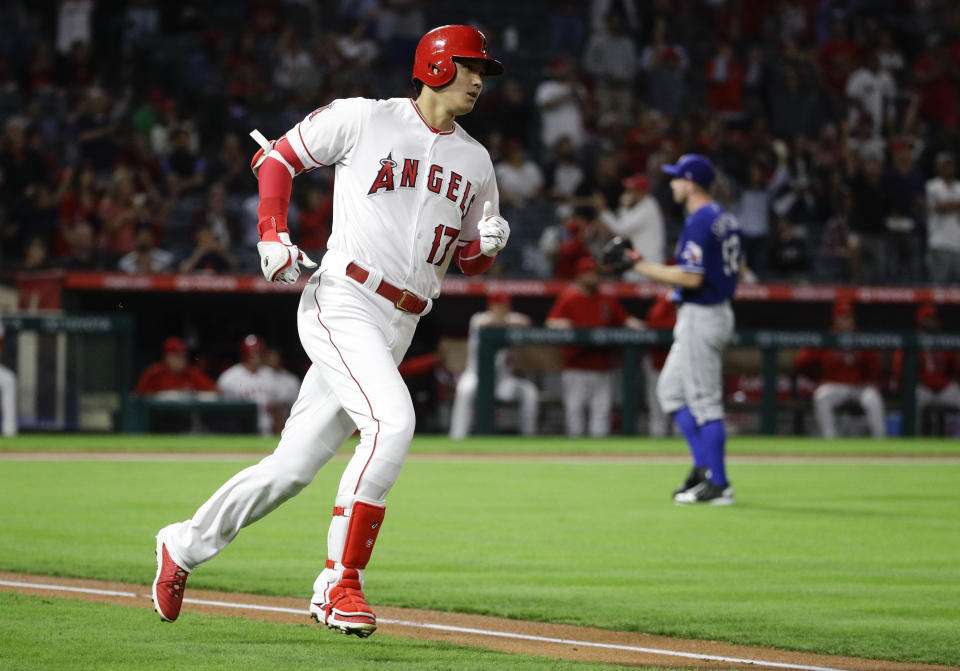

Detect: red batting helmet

[412,25,504,88]
[241,334,265,361]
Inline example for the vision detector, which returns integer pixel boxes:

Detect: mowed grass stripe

[1,434,959,456]
[1,456,957,665]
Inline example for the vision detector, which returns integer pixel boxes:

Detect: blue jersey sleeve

[674,204,742,305]
[676,217,712,274]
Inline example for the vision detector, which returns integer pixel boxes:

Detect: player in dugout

[135,336,217,396]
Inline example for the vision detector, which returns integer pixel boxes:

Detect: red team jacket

[644,294,677,371]
[547,286,630,370]
[794,347,881,385]
[891,349,959,393]
[135,363,218,395]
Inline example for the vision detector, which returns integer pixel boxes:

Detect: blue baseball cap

[661,154,715,189]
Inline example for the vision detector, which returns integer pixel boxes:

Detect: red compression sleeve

[255,138,304,241]
[455,239,496,276]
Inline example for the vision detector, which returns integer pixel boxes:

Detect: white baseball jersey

[285,97,500,298]
[217,363,277,435]
[463,310,528,377]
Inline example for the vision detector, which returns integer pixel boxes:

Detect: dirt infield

[1,572,954,671]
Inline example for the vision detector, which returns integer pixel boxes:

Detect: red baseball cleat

[152,530,190,622]
[309,569,376,637]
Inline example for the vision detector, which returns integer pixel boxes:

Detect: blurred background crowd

[1,0,959,285]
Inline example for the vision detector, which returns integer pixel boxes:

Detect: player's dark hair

[412,79,424,97]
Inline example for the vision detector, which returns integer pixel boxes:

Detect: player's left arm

[631,261,704,288]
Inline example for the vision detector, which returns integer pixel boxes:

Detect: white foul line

[0,578,851,671]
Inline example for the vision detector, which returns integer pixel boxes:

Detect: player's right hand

[478,201,510,256]
[257,229,317,284]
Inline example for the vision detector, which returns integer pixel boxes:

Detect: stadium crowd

[0,0,958,286]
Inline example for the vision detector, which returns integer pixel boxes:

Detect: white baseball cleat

[674,480,735,505]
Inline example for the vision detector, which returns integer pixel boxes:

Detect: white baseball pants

[916,382,960,432]
[165,267,419,571]
[448,371,539,438]
[812,382,885,438]
[561,369,615,437]
[0,365,16,437]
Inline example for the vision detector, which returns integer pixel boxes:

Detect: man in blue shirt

[604,154,742,504]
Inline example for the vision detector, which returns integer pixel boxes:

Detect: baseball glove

[601,236,641,274]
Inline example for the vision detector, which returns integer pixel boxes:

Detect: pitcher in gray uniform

[603,154,743,504]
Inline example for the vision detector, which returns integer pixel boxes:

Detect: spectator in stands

[595,173,665,274]
[60,219,104,270]
[191,183,239,250]
[263,348,301,434]
[794,301,885,439]
[845,51,896,138]
[296,185,333,258]
[218,334,278,436]
[639,18,689,118]
[770,214,810,282]
[643,293,675,438]
[912,34,958,132]
[545,136,585,204]
[0,322,17,437]
[273,28,317,94]
[735,159,786,275]
[495,140,545,209]
[704,40,746,121]
[162,127,206,199]
[546,256,643,437]
[553,217,595,279]
[486,78,536,147]
[882,138,926,283]
[135,336,218,396]
[819,186,854,282]
[19,235,52,270]
[817,16,860,107]
[535,57,588,152]
[583,11,637,123]
[179,222,237,274]
[73,87,120,174]
[207,133,251,197]
[1,117,47,251]
[892,303,960,434]
[449,291,540,439]
[847,147,887,283]
[118,223,173,274]
[925,152,960,284]
[97,169,151,261]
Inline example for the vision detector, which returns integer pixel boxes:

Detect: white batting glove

[257,230,317,284]
[478,201,510,256]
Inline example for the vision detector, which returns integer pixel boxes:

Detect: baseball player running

[604,154,742,505]
[152,25,508,638]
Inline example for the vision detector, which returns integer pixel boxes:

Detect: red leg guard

[341,501,385,569]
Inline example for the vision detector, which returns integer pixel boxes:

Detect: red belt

[345,262,428,314]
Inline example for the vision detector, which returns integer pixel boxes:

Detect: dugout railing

[474,327,960,437]
[0,313,134,431]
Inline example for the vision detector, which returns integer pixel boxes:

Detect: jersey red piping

[314,280,380,496]
[297,123,325,167]
[408,99,455,135]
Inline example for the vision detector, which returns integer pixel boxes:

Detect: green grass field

[1,434,959,669]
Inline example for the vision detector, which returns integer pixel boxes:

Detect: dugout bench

[122,396,259,433]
